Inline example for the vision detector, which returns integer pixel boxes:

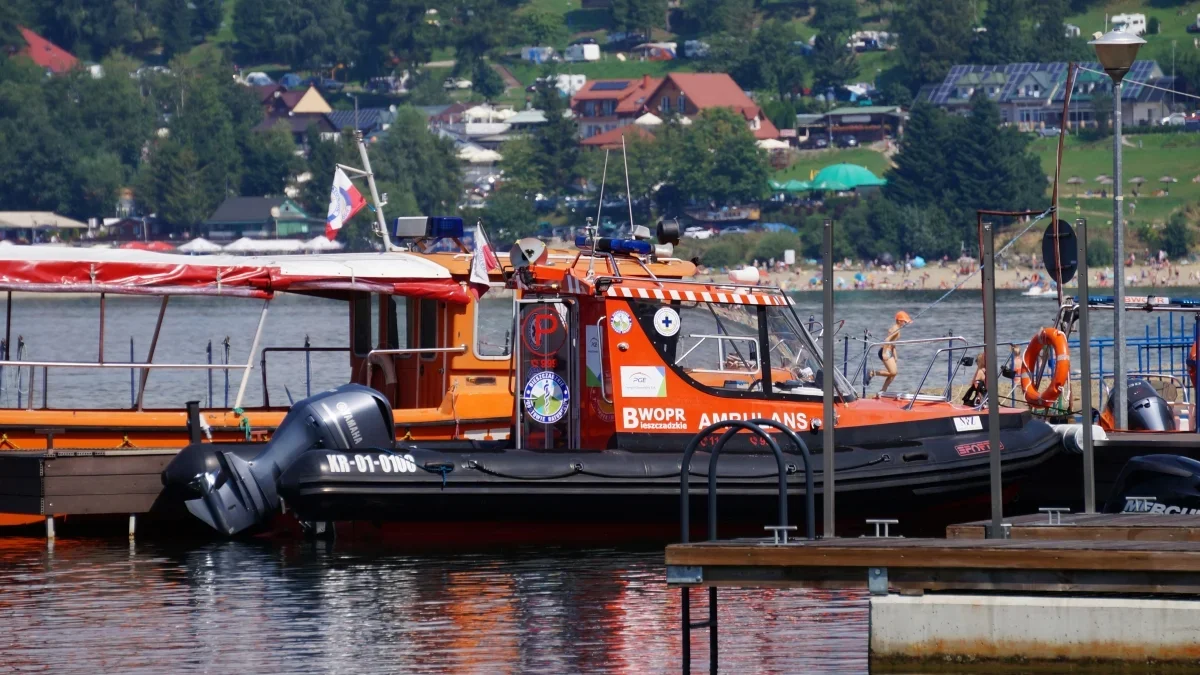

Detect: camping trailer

[1111,13,1147,36]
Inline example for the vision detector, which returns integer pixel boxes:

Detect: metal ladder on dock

[676,419,816,674]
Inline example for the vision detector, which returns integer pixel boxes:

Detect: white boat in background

[1022,284,1058,298]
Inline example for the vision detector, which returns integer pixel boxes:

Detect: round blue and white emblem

[653,307,681,337]
[610,310,633,335]
[523,371,571,424]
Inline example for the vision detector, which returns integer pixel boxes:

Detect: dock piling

[822,219,835,537]
[1076,218,1096,511]
[45,516,54,540]
[981,221,1003,536]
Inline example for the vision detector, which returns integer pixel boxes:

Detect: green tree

[512,81,585,196]
[686,0,753,34]
[142,142,211,229]
[1162,212,1194,259]
[407,70,452,105]
[762,99,797,133]
[894,0,973,86]
[160,0,193,59]
[524,11,569,46]
[72,151,124,217]
[356,0,444,78]
[611,0,667,36]
[233,0,279,62]
[699,241,742,268]
[884,102,949,208]
[242,123,302,196]
[484,190,537,239]
[755,21,805,100]
[274,0,360,70]
[473,62,506,100]
[1091,89,1113,133]
[194,0,224,37]
[811,0,858,33]
[371,106,462,216]
[1029,0,1090,62]
[974,0,1026,64]
[701,33,758,89]
[811,31,857,93]
[673,108,768,205]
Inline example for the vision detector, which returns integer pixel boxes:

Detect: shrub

[700,241,743,268]
[1087,237,1113,267]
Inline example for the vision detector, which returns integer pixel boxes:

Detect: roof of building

[650,73,780,139]
[921,61,1163,106]
[572,76,662,114]
[255,113,335,134]
[16,27,78,74]
[796,113,825,126]
[580,124,655,149]
[205,197,311,225]
[507,109,548,124]
[326,108,395,131]
[1134,76,1180,104]
[825,106,903,116]
[0,211,88,229]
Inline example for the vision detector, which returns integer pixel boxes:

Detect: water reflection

[0,539,868,673]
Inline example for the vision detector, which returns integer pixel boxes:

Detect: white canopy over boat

[0,247,469,302]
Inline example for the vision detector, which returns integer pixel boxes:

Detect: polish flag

[325,168,367,240]
[469,223,500,299]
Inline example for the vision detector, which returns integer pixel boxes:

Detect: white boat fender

[1049,423,1107,454]
[199,413,213,441]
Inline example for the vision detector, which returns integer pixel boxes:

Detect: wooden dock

[948,511,1200,542]
[0,449,176,519]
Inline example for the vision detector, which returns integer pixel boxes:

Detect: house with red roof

[569,72,779,142]
[10,27,78,75]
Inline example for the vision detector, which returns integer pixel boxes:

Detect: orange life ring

[1017,327,1070,408]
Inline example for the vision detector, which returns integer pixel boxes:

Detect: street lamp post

[1090,30,1145,429]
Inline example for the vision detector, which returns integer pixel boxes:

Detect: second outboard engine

[1102,454,1200,514]
[1101,378,1175,431]
[162,384,394,535]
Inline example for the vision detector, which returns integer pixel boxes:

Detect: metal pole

[1076,219,1096,513]
[305,334,312,398]
[822,219,836,537]
[1112,79,1127,429]
[129,337,135,408]
[354,131,397,251]
[206,340,213,408]
[982,223,1003,536]
[135,296,170,411]
[98,293,105,364]
[1194,315,1199,435]
[233,300,271,410]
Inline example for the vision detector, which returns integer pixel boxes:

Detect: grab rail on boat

[361,346,468,406]
[849,336,970,391]
[906,341,1023,411]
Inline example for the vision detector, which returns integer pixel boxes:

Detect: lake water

[0,289,1193,673]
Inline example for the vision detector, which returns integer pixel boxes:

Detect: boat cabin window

[474,292,514,359]
[352,293,378,357]
[417,298,438,359]
[629,298,856,401]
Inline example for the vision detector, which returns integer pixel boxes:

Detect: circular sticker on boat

[653,307,681,337]
[610,310,633,335]
[523,371,570,424]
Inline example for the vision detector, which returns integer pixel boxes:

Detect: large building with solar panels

[917,61,1175,129]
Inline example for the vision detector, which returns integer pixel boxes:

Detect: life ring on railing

[1189,342,1197,386]
[1017,327,1070,408]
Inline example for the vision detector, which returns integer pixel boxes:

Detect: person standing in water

[869,311,912,392]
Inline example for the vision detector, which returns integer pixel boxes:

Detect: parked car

[443,77,473,90]
[1036,126,1063,138]
[684,226,714,240]
[836,135,858,148]
[718,226,750,236]
[280,73,302,89]
[1162,112,1188,126]
[243,71,273,86]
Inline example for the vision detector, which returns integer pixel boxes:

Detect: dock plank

[947,513,1200,542]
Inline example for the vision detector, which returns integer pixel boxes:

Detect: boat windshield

[632,297,857,401]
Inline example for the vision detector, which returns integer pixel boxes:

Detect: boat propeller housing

[162,384,394,535]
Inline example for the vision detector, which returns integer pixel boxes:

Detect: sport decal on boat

[952,416,983,433]
[610,310,633,334]
[621,407,687,430]
[523,371,571,424]
[522,306,566,356]
[585,325,604,387]
[954,440,1003,457]
[620,366,666,398]
[325,453,417,473]
[653,307,681,337]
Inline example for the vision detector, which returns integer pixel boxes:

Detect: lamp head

[1089,30,1145,83]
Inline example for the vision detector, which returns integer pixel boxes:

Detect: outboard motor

[1102,454,1200,514]
[1100,378,1175,431]
[162,384,394,535]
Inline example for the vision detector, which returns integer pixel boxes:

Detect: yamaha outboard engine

[162,384,394,535]
[1102,378,1175,431]
[1102,454,1200,514]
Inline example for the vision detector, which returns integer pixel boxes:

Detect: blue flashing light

[427,216,464,239]
[574,235,590,249]
[608,238,652,255]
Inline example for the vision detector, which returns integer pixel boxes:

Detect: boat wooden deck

[665,535,1200,594]
[948,512,1200,541]
[0,449,177,517]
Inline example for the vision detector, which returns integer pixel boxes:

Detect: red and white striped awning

[604,284,793,306]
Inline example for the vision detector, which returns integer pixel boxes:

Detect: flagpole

[352,131,397,251]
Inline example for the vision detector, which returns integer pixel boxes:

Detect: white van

[1111,13,1147,36]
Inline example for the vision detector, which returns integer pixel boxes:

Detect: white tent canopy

[0,211,89,230]
[635,112,663,126]
[756,138,790,150]
[178,237,224,254]
[223,237,305,254]
[303,235,345,252]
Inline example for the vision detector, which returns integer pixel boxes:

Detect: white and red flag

[469,223,500,299]
[325,167,367,239]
